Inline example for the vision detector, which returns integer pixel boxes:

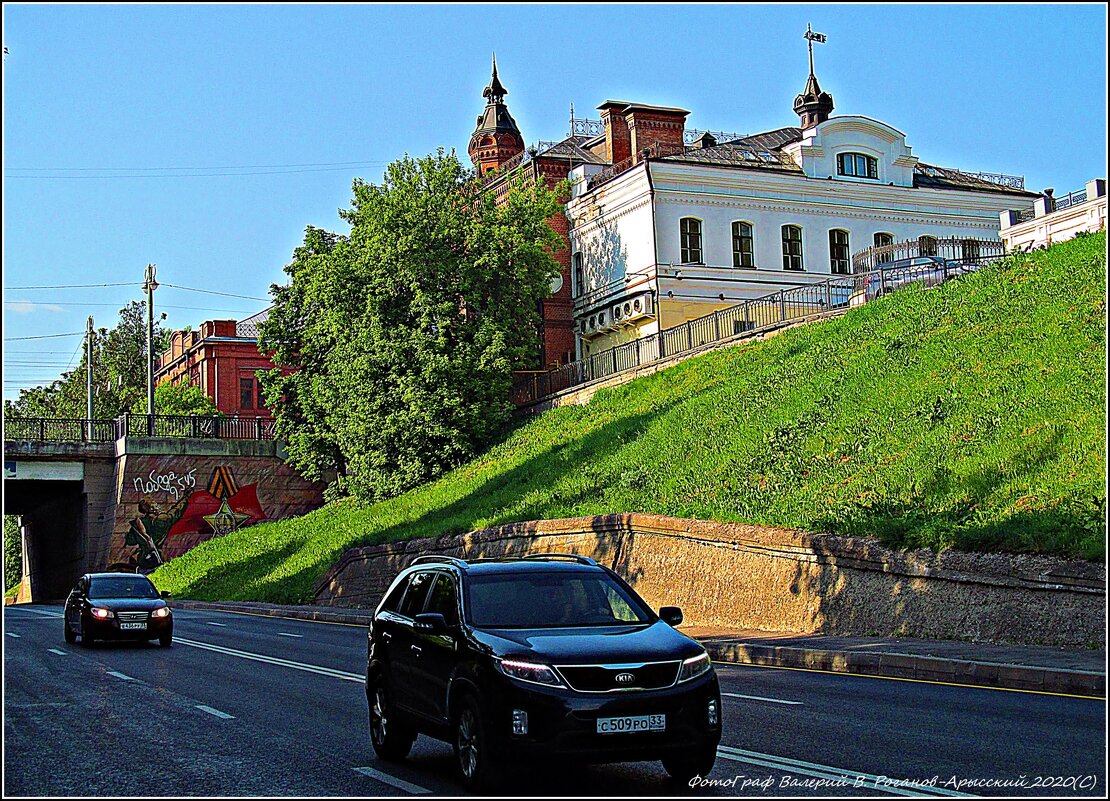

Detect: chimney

[598,100,633,166]
[624,103,690,164]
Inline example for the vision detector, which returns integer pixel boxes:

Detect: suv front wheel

[368,675,415,761]
[662,746,718,783]
[453,695,500,791]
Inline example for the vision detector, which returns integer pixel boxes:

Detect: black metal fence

[851,236,1004,273]
[3,413,277,444]
[512,238,1006,407]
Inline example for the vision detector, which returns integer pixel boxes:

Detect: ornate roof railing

[1052,188,1088,211]
[920,165,1025,191]
[683,128,747,144]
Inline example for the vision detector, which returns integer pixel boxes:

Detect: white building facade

[565,67,1037,355]
[998,179,1107,252]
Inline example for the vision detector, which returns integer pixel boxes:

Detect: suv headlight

[90,607,113,619]
[152,607,171,618]
[495,659,566,688]
[677,652,711,683]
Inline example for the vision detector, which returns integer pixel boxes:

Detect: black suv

[365,554,721,790]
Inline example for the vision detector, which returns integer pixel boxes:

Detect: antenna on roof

[568,102,575,138]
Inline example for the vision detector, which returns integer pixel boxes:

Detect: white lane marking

[722,691,802,705]
[353,766,432,795]
[9,608,63,618]
[48,648,67,655]
[107,671,134,681]
[196,704,235,720]
[276,632,302,638]
[716,745,976,797]
[174,636,364,683]
[206,622,227,627]
[6,632,20,638]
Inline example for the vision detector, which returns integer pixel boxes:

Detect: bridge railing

[4,414,277,444]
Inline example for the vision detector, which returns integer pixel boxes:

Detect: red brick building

[468,57,605,370]
[154,309,282,418]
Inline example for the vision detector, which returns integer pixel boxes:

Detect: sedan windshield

[466,571,653,628]
[88,576,160,600]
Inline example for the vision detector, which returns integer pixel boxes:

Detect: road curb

[170,600,1105,698]
[701,641,1106,698]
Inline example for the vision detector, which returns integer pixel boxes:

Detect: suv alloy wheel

[368,675,415,761]
[454,695,498,791]
[661,745,718,783]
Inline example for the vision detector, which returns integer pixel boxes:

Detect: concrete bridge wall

[4,437,323,600]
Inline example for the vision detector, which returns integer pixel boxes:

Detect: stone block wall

[314,513,1105,648]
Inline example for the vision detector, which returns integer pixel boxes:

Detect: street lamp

[143,263,159,433]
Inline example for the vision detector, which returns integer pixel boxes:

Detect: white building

[565,48,1037,356]
[998,180,1107,252]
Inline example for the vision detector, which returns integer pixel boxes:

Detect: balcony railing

[851,237,1004,273]
[1053,188,1089,212]
[4,413,277,443]
[513,238,1006,407]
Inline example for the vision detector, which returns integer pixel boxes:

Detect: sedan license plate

[597,714,665,734]
[119,622,146,630]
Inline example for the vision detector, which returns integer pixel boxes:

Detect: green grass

[152,233,1107,603]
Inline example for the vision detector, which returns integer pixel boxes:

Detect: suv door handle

[381,632,392,642]
[411,645,422,656]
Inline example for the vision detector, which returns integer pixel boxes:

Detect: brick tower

[468,55,525,175]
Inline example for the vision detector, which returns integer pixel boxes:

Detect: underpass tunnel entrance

[3,479,87,601]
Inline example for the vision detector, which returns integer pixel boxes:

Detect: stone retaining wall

[313,513,1106,648]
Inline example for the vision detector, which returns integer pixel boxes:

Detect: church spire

[468,54,525,175]
[793,24,834,129]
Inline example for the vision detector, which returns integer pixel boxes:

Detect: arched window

[829,229,851,275]
[919,235,938,257]
[573,253,584,297]
[837,152,878,179]
[782,225,804,271]
[732,221,755,268]
[874,232,894,249]
[680,218,702,264]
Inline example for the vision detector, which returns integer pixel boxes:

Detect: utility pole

[86,316,94,440]
[143,263,159,434]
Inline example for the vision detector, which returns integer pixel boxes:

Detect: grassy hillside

[153,233,1107,603]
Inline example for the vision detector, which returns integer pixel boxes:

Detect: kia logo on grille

[615,672,636,684]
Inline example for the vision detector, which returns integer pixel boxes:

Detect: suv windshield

[466,571,653,628]
[88,576,160,600]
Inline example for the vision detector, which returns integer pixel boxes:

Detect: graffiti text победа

[133,468,197,501]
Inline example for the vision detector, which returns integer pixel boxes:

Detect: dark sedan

[63,573,173,647]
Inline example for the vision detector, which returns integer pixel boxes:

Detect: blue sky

[3,3,1107,402]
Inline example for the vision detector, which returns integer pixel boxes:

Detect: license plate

[596,714,665,734]
[120,622,146,631]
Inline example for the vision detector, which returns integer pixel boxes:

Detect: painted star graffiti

[202,498,252,536]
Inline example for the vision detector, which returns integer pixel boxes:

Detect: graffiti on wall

[115,466,268,572]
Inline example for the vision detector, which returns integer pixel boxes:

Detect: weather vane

[804,23,827,75]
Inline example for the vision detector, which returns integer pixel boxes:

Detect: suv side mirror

[414,613,448,633]
[160,591,172,599]
[659,606,683,626]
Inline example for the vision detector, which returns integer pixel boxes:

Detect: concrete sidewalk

[169,600,1106,698]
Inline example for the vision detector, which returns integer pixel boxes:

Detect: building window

[837,152,878,179]
[919,235,938,257]
[961,238,980,262]
[257,378,265,410]
[874,232,894,250]
[573,253,584,297]
[829,229,850,275]
[240,377,254,410]
[732,221,755,268]
[782,225,804,271]
[680,218,702,264]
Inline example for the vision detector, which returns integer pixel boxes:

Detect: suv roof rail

[519,553,599,566]
[409,555,468,568]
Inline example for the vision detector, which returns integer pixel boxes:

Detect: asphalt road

[4,605,1105,797]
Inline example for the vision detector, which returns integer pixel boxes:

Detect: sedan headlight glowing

[495,659,565,687]
[151,607,171,618]
[90,607,113,619]
[677,652,711,683]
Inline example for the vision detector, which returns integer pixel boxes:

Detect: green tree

[261,149,565,501]
[132,381,221,417]
[4,515,21,593]
[4,301,169,420]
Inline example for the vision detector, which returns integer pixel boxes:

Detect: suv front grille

[556,661,681,692]
[116,611,149,622]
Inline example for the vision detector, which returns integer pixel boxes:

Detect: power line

[160,283,271,302]
[4,301,256,312]
[3,332,85,341]
[7,159,389,171]
[5,282,140,290]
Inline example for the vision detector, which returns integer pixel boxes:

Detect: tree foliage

[260,149,565,501]
[4,516,21,593]
[4,301,170,420]
[132,381,222,417]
